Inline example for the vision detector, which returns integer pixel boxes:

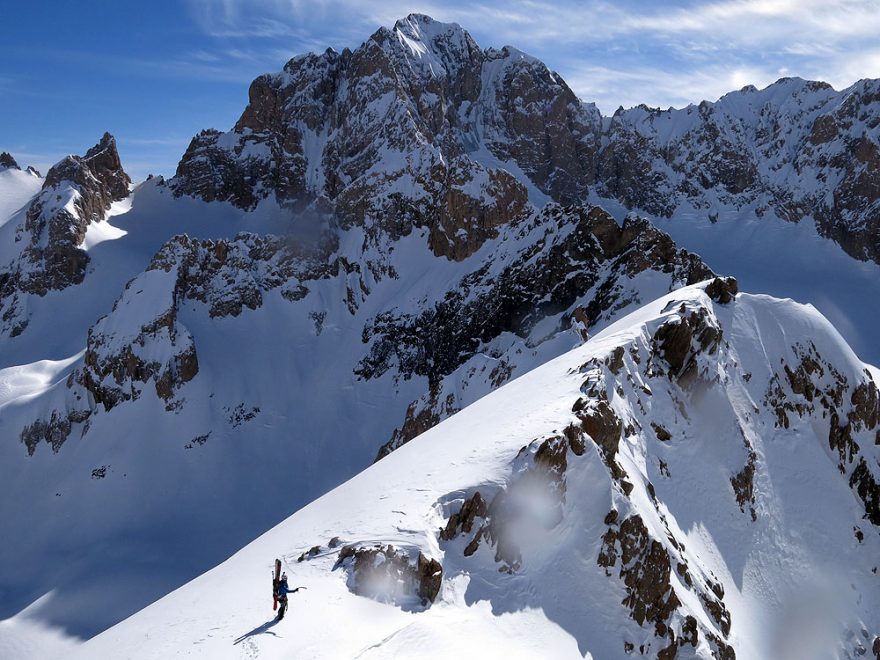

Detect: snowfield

[0,167,41,228]
[73,282,880,659]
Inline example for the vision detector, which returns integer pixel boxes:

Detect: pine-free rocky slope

[0,148,713,643]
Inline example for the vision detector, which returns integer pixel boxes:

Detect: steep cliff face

[370,205,712,457]
[0,152,20,171]
[0,133,130,336]
[172,14,880,265]
[173,15,532,261]
[615,79,880,263]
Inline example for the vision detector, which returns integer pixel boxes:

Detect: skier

[274,572,302,620]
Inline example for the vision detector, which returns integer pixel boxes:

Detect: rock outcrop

[172,15,533,261]
[17,229,339,454]
[334,543,443,607]
[435,282,878,659]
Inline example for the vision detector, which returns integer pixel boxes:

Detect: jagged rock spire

[0,151,20,170]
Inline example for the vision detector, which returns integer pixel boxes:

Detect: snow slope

[0,168,41,228]
[0,180,707,644]
[77,281,880,659]
[590,199,880,366]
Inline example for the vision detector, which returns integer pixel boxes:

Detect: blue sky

[2,0,879,181]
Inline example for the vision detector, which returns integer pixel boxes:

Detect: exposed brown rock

[1,133,131,335]
[850,460,880,525]
[607,346,625,374]
[762,343,880,525]
[440,434,584,572]
[652,423,672,442]
[377,383,460,461]
[598,515,681,629]
[705,277,738,304]
[416,553,443,603]
[577,399,622,462]
[599,513,736,657]
[731,450,758,521]
[20,410,86,456]
[440,491,487,541]
[809,115,838,145]
[652,306,722,381]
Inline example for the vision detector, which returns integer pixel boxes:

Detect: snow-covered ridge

[0,191,712,644]
[2,13,879,655]
[75,280,880,659]
[17,203,710,461]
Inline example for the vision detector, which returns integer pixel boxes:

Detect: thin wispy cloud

[181,0,880,112]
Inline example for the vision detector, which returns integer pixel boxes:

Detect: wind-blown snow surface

[0,168,41,228]
[3,15,880,655]
[76,283,880,659]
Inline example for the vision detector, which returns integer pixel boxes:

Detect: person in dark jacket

[274,573,301,619]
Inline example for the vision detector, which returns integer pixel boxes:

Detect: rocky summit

[0,152,20,171]
[173,14,880,264]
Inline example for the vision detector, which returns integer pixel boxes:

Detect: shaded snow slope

[78,281,880,659]
[589,198,880,367]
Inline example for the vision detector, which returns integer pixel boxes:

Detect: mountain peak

[82,132,128,187]
[389,13,477,62]
[44,132,129,198]
[84,131,119,159]
[0,151,20,170]
[392,13,458,34]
